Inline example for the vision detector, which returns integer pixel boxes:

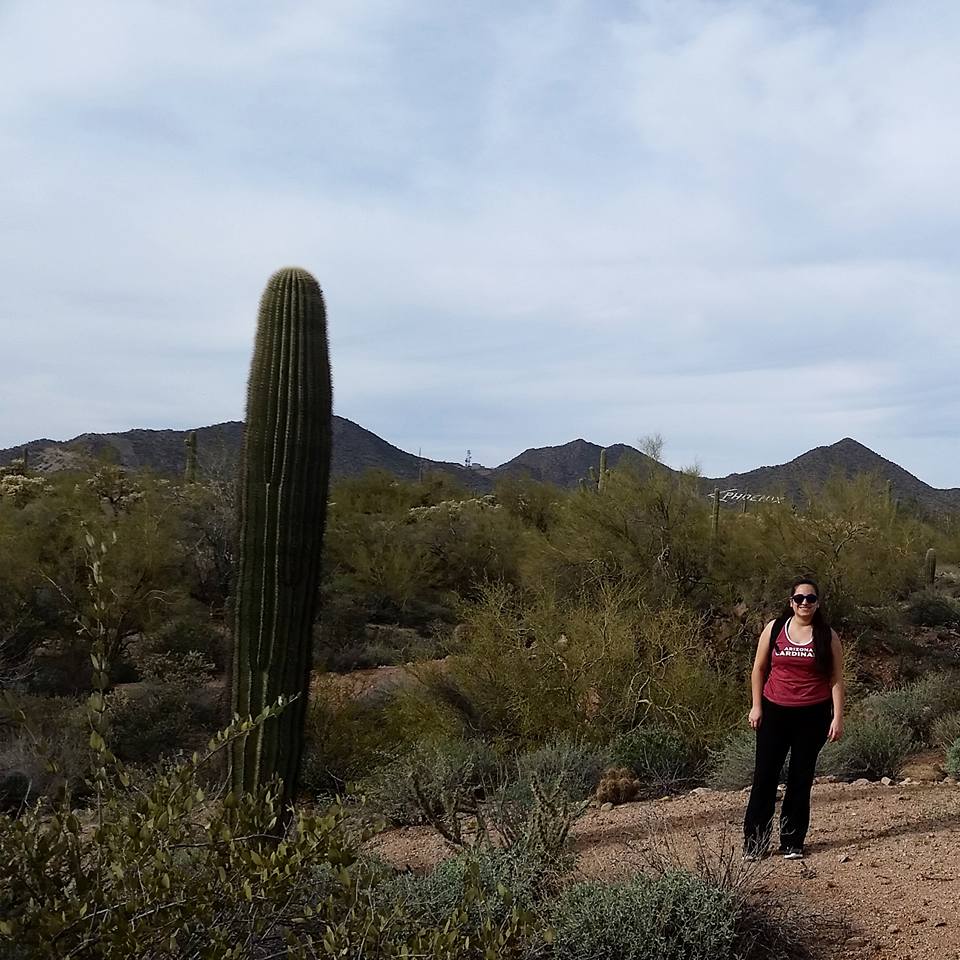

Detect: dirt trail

[370,778,960,960]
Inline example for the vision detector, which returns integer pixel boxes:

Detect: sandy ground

[369,777,960,960]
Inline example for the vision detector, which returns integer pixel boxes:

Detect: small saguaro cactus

[230,267,332,807]
[925,548,937,586]
[183,431,198,483]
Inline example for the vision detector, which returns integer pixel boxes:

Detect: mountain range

[2,419,958,514]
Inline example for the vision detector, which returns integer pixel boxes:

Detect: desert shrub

[135,649,217,685]
[946,739,960,779]
[0,694,90,803]
[818,715,912,781]
[858,673,960,746]
[611,723,700,791]
[513,735,610,803]
[931,711,960,750]
[359,738,501,826]
[300,691,415,796]
[904,590,960,628]
[715,475,923,627]
[133,613,229,674]
[495,475,562,533]
[0,706,544,959]
[0,771,30,815]
[547,870,738,960]
[440,585,741,749]
[313,620,439,673]
[708,730,797,791]
[106,684,221,764]
[375,846,553,937]
[709,731,757,790]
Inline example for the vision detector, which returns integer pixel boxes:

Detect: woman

[743,577,844,860]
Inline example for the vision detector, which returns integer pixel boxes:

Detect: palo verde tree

[230,267,332,806]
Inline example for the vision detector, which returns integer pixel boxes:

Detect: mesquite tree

[230,267,332,805]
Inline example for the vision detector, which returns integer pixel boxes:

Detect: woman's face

[790,583,819,620]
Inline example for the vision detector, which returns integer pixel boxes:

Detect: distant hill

[2,421,958,513]
[705,438,960,514]
[0,419,483,489]
[495,440,657,488]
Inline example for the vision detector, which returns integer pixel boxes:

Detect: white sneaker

[782,847,804,860]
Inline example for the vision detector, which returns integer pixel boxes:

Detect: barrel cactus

[230,267,332,805]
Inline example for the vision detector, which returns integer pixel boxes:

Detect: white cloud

[1,0,959,487]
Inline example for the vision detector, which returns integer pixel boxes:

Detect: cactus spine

[230,268,332,806]
[925,548,937,586]
[184,431,198,483]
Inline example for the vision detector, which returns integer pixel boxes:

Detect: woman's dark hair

[781,576,834,676]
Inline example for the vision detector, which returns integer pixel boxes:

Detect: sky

[2,0,960,485]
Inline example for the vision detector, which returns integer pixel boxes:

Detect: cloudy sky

[2,0,959,485]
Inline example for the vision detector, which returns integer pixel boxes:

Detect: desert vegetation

[2,274,960,958]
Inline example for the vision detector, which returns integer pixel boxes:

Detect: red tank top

[762,618,832,707]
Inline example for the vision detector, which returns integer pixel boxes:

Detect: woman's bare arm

[749,620,775,728]
[828,630,845,741]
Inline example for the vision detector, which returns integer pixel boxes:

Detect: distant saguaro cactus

[184,431,198,483]
[230,267,332,806]
[925,548,937,586]
[711,487,720,538]
[598,448,608,492]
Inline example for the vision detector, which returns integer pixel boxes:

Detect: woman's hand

[828,717,844,742]
[748,705,762,730]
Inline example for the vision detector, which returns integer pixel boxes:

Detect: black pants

[743,696,832,852]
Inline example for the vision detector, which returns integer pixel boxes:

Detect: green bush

[0,705,543,959]
[858,673,960,747]
[904,590,960,628]
[708,730,796,791]
[106,684,221,764]
[134,614,229,673]
[548,871,738,960]
[819,715,912,781]
[0,694,91,803]
[709,731,757,790]
[300,692,412,796]
[611,723,699,791]
[514,735,610,803]
[931,711,960,750]
[946,739,960,779]
[375,846,552,936]
[359,738,501,826]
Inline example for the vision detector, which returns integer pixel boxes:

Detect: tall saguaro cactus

[184,431,198,483]
[925,548,937,586]
[230,267,332,806]
[597,448,608,492]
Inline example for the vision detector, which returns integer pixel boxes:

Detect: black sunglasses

[791,593,818,605]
